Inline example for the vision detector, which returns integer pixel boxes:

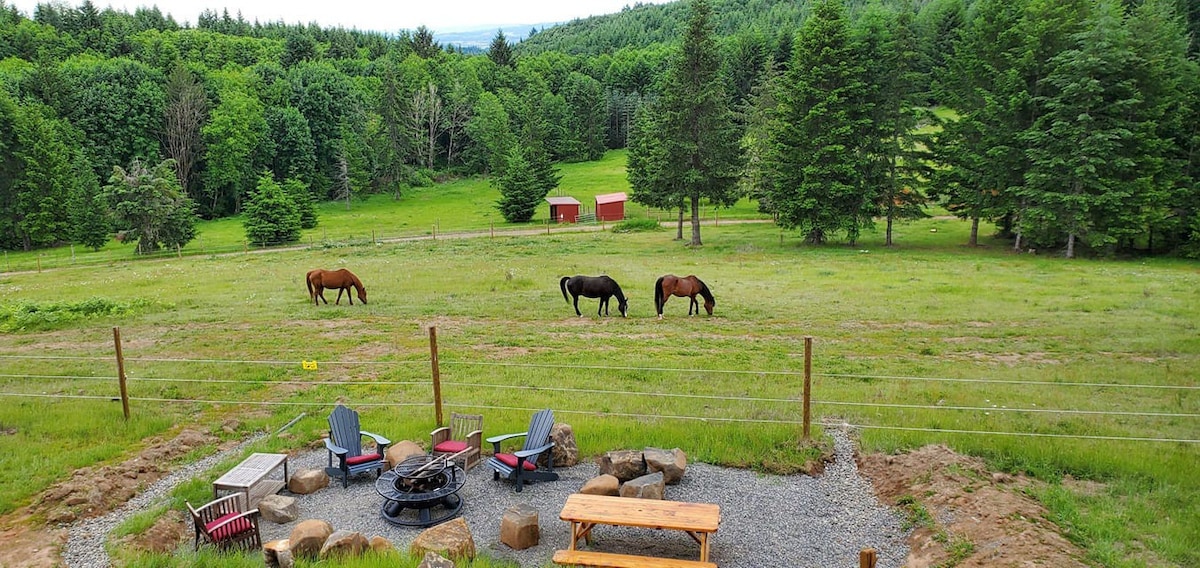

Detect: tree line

[0,0,1197,257]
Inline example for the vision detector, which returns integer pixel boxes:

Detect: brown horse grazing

[654,274,714,319]
[306,268,367,305]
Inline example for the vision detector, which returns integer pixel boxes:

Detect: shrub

[611,218,662,233]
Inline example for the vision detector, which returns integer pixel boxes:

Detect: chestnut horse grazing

[306,268,367,305]
[654,274,714,319]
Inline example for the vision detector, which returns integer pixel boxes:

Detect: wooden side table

[213,453,289,510]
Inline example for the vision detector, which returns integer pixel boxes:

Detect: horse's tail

[654,276,665,314]
[696,277,714,305]
[306,272,315,298]
[560,276,571,303]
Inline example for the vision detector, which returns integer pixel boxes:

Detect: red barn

[546,196,581,223]
[594,192,627,222]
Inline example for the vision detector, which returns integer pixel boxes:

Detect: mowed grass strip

[0,214,1196,566]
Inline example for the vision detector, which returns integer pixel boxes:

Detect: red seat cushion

[495,453,537,471]
[434,440,469,453]
[346,453,381,466]
[206,512,254,540]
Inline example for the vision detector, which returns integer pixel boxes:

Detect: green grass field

[0,151,1196,567]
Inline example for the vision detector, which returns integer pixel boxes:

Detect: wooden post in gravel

[113,327,130,421]
[429,326,443,427]
[860,548,877,567]
[803,336,812,439]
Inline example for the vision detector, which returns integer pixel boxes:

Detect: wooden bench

[553,549,717,568]
[212,453,288,510]
[555,494,721,566]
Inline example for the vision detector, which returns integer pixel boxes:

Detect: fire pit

[376,454,465,527]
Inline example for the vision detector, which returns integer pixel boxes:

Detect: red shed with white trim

[546,196,581,223]
[594,192,627,222]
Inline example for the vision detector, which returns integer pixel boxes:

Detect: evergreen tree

[740,58,780,217]
[103,158,197,254]
[627,102,685,238]
[634,0,743,246]
[282,177,318,229]
[768,0,872,245]
[494,145,546,223]
[67,152,109,250]
[243,171,302,246]
[488,30,514,67]
[411,25,440,59]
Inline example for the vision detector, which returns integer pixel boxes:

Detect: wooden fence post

[429,326,443,427]
[803,336,812,440]
[113,327,130,421]
[372,229,376,245]
[37,254,42,272]
[860,548,877,568]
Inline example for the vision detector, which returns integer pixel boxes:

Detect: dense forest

[0,0,1197,256]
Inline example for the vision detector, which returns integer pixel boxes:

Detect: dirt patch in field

[960,351,1062,365]
[0,429,220,568]
[858,445,1091,567]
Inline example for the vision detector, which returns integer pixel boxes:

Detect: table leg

[569,521,579,551]
[700,532,710,562]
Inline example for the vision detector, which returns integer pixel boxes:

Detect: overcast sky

[6,0,674,33]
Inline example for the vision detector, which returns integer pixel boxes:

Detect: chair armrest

[487,431,528,453]
[324,438,348,457]
[466,430,483,450]
[431,427,451,446]
[360,429,388,446]
[513,441,554,460]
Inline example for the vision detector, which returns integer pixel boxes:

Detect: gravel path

[63,428,909,567]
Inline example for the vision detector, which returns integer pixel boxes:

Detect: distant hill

[514,0,809,56]
[435,22,563,50]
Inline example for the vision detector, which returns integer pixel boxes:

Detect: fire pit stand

[376,454,465,527]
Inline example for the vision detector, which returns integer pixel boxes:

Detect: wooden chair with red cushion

[431,412,483,471]
[485,408,558,492]
[186,493,261,552]
[325,404,391,488]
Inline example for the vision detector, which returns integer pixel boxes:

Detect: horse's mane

[695,276,715,305]
[348,270,364,291]
[610,278,627,303]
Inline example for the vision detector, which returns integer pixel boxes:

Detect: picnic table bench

[552,493,720,568]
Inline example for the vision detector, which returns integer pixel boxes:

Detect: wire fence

[1,327,1195,444]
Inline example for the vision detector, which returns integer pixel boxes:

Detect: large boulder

[580,474,620,496]
[644,447,687,485]
[619,471,665,499]
[263,539,294,568]
[258,494,299,524]
[542,423,579,467]
[287,469,329,495]
[385,441,425,470]
[288,519,334,559]
[410,517,476,562]
[319,530,369,559]
[598,450,645,482]
[370,535,398,554]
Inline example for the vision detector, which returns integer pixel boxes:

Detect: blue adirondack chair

[325,404,391,488]
[485,408,559,492]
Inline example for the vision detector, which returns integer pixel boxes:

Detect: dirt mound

[857,444,1090,567]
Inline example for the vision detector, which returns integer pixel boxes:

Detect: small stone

[580,474,620,496]
[410,517,476,561]
[499,504,539,550]
[288,519,333,559]
[319,530,369,559]
[417,551,456,568]
[288,469,329,494]
[620,471,665,499]
[258,494,299,524]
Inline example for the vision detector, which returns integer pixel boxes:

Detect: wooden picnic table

[553,493,721,567]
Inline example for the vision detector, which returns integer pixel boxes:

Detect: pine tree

[243,171,301,246]
[637,0,743,246]
[768,0,872,245]
[489,30,514,68]
[494,145,546,223]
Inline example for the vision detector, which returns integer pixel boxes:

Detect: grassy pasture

[0,218,1196,566]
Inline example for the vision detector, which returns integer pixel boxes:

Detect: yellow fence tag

[302,360,318,370]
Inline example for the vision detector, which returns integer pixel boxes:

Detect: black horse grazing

[560,275,628,317]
